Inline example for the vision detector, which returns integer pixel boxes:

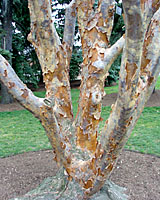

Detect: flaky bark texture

[0,0,160,199]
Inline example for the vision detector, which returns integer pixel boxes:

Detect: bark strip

[141,0,160,31]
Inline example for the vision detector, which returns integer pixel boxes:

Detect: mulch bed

[0,89,160,200]
[0,150,160,200]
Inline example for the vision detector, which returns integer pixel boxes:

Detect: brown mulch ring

[0,150,160,200]
[0,89,160,200]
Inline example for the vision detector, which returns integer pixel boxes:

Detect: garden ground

[0,149,160,200]
[0,90,160,200]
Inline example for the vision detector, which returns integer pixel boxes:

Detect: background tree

[0,0,41,104]
[0,0,14,104]
[0,0,160,199]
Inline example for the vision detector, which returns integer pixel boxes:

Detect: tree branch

[141,7,160,94]
[26,0,75,168]
[141,0,160,31]
[77,0,95,37]
[28,0,61,48]
[118,0,144,94]
[102,0,145,164]
[27,0,73,122]
[50,4,160,194]
[27,0,61,95]
[0,54,44,117]
[98,0,116,42]
[63,0,77,62]
[104,35,125,74]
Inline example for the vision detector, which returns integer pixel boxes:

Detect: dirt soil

[0,150,160,200]
[0,89,160,200]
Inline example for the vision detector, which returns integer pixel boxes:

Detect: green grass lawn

[0,110,49,157]
[156,75,160,90]
[125,107,160,155]
[0,77,160,158]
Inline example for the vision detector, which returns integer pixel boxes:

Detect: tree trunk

[0,0,14,104]
[0,0,160,199]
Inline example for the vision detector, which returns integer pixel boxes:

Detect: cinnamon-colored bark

[0,0,159,198]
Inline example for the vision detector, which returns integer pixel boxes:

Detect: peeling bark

[27,0,76,167]
[63,0,77,62]
[75,0,116,154]
[0,0,160,199]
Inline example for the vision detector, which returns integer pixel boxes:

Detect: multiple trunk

[0,0,160,199]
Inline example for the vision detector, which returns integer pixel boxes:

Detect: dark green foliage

[0,0,41,87]
[110,0,125,46]
[93,0,99,9]
[106,60,121,85]
[53,0,72,39]
[54,0,71,5]
[0,2,12,62]
[0,28,12,61]
[0,47,12,61]
[69,47,82,80]
[12,31,41,87]
[12,0,41,88]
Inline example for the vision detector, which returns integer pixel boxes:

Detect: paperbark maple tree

[0,0,160,199]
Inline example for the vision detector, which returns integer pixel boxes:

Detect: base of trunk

[10,168,128,200]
